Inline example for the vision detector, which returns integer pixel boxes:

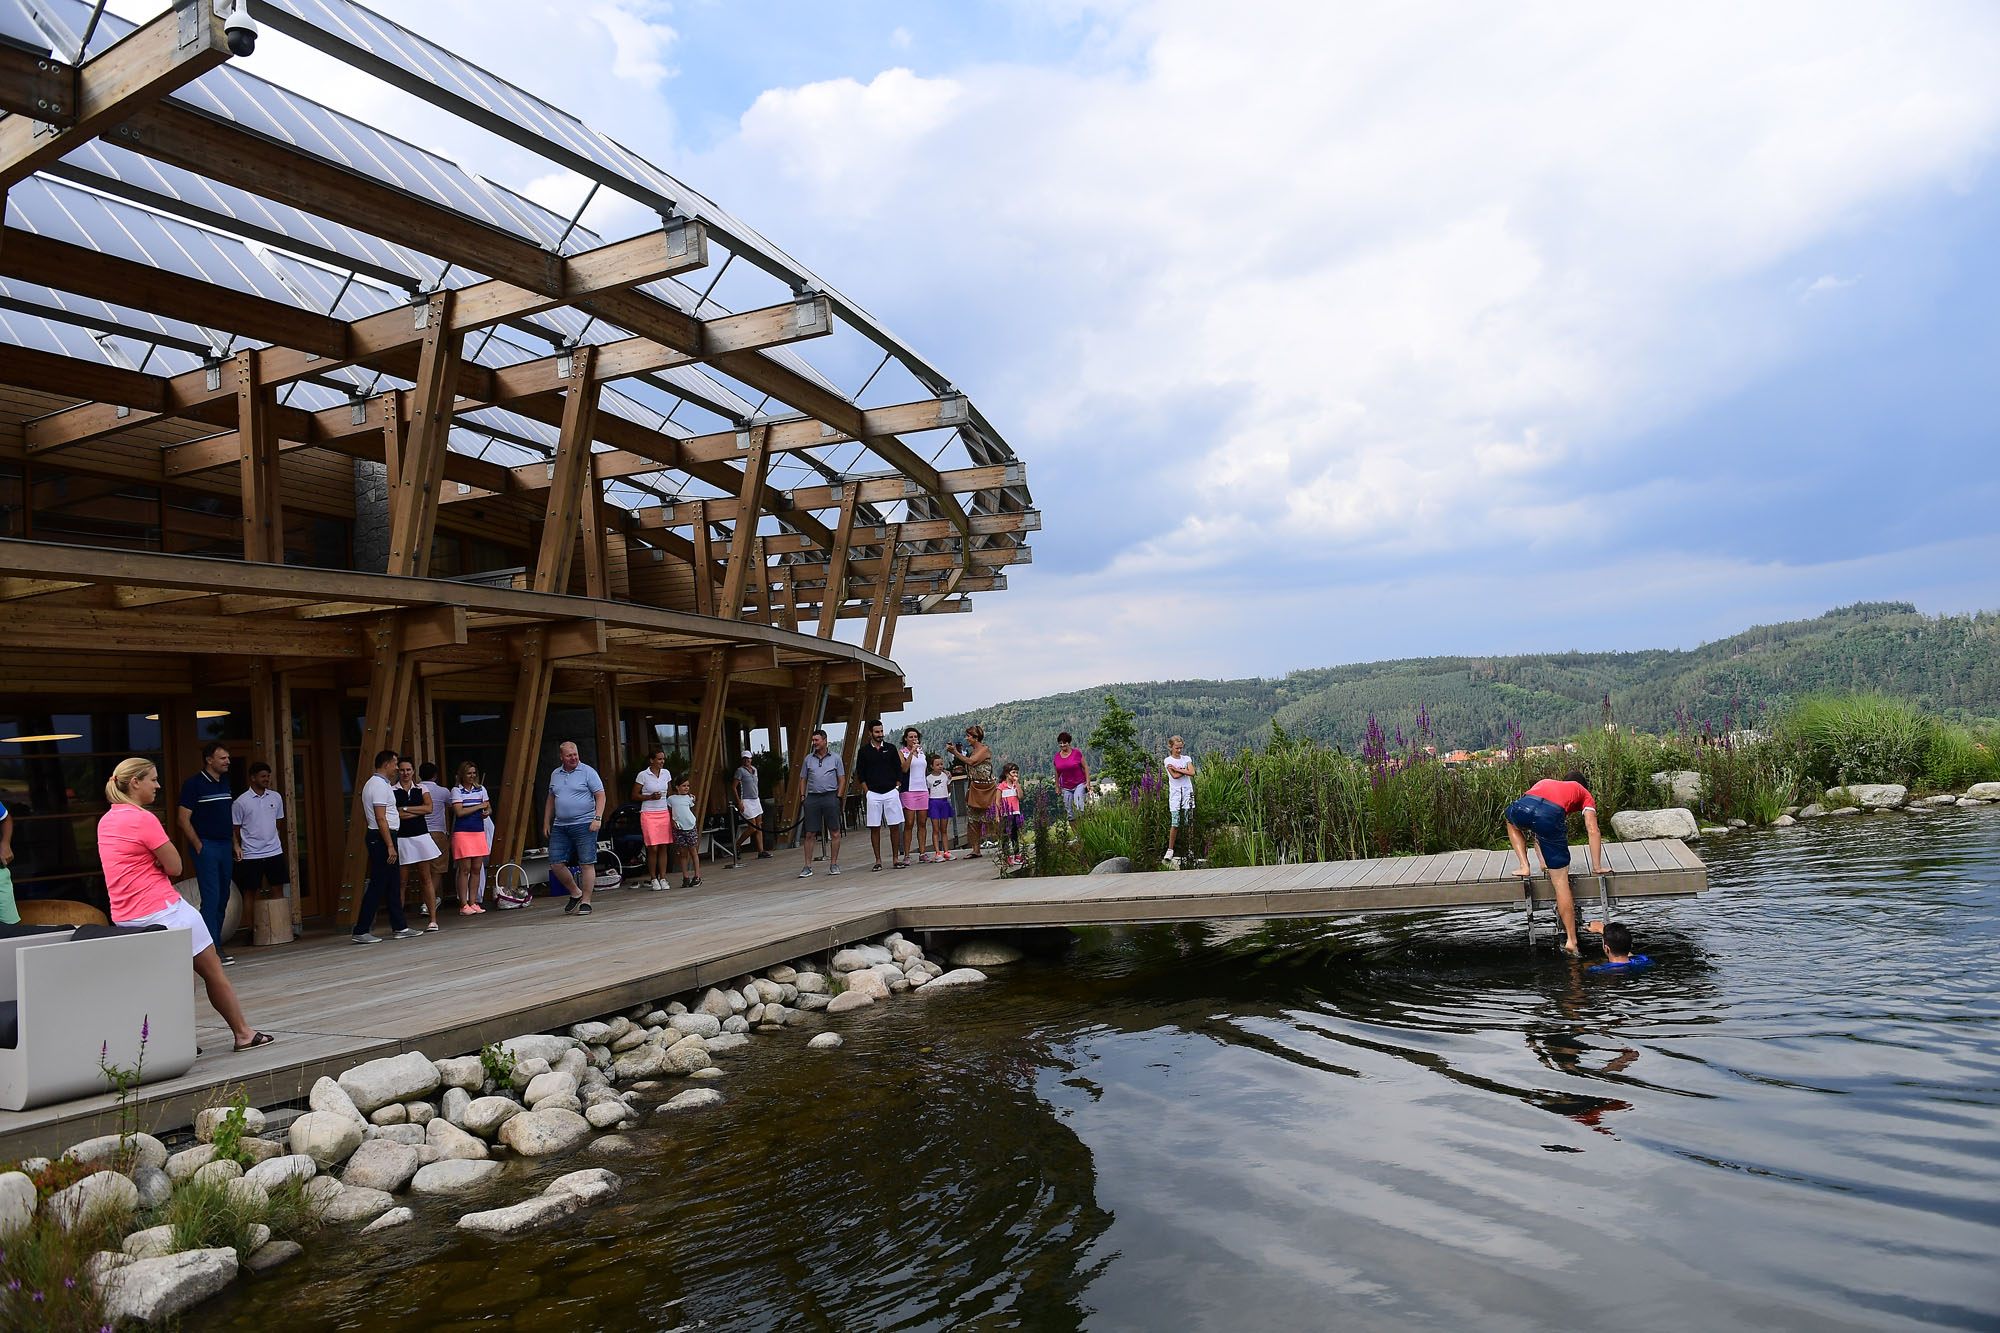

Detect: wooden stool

[251,895,295,946]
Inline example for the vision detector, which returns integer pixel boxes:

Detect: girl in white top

[666,776,700,889]
[1163,736,1195,864]
[632,748,675,892]
[925,755,954,861]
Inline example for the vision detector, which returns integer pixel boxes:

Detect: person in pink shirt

[97,757,271,1052]
[1052,732,1091,819]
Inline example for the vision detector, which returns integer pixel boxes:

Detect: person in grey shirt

[797,729,845,878]
[730,750,771,865]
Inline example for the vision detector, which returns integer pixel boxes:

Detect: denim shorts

[1505,795,1571,869]
[547,821,597,868]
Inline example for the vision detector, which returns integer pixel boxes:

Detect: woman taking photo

[98,757,271,1051]
[945,724,995,858]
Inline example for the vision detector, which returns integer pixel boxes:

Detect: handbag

[965,778,998,812]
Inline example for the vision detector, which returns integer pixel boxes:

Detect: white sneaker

[828,864,842,875]
[651,878,666,892]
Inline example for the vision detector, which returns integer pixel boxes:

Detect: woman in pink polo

[98,757,271,1051]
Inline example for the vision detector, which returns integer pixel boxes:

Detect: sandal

[425,921,440,932]
[234,1032,276,1051]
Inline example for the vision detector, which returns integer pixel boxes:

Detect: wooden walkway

[0,839,1703,1158]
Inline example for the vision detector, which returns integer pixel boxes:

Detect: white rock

[410,1158,503,1194]
[907,971,931,989]
[569,1020,612,1044]
[1772,814,1797,827]
[1608,808,1700,841]
[64,1132,167,1174]
[705,1033,750,1054]
[190,1158,242,1187]
[243,1154,317,1192]
[321,1184,397,1224]
[671,1012,722,1039]
[460,1096,525,1138]
[1799,803,1827,818]
[97,1247,238,1324]
[901,957,926,975]
[872,963,905,987]
[223,1176,268,1212]
[338,1050,442,1115]
[826,991,875,1014]
[921,960,943,977]
[1958,797,1986,808]
[123,1224,178,1259]
[545,1167,621,1205]
[808,1032,844,1051]
[555,1049,590,1082]
[456,1193,577,1235]
[1651,770,1704,804]
[303,1175,343,1207]
[497,1034,575,1065]
[744,1003,764,1025]
[195,1105,267,1144]
[0,1171,37,1237]
[433,1056,484,1092]
[369,1103,407,1125]
[612,1044,671,1081]
[722,1015,749,1034]
[533,1093,583,1114]
[367,1123,426,1146]
[696,988,734,1019]
[440,1086,473,1126]
[341,1139,423,1193]
[842,968,891,1001]
[524,1070,579,1107]
[86,1250,132,1283]
[1700,826,1730,836]
[510,1056,553,1089]
[1829,783,1909,810]
[666,1001,688,1016]
[778,983,799,1003]
[830,948,872,973]
[890,939,924,963]
[609,1027,648,1053]
[767,964,798,984]
[360,1207,415,1234]
[1966,782,2000,801]
[309,1076,367,1123]
[244,1223,271,1253]
[1828,806,1863,817]
[585,1100,634,1129]
[689,1067,727,1080]
[765,1004,794,1024]
[793,971,828,994]
[725,988,749,1014]
[924,968,989,990]
[49,1170,139,1229]
[750,978,782,1004]
[497,1108,591,1157]
[658,1088,724,1113]
[586,1135,643,1158]
[425,1117,490,1161]
[404,1101,435,1126]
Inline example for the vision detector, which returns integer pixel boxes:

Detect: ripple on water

[193,811,2000,1332]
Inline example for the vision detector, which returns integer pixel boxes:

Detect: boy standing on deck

[1504,770,1610,957]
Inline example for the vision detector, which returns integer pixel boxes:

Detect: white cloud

[590,3,679,86]
[1802,273,1860,299]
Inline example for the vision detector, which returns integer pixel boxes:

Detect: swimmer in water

[1585,920,1649,970]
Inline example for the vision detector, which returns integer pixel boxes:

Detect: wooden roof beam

[0,2,234,191]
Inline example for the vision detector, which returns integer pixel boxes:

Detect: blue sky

[127,1,2000,716]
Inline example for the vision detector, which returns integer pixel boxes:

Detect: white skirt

[120,896,214,958]
[397,832,442,864]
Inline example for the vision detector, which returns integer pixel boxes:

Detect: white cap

[742,750,754,759]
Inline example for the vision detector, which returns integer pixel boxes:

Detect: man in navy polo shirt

[177,741,238,965]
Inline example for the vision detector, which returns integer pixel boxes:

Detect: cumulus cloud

[590,3,679,86]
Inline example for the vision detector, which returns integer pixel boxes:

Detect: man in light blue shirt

[543,740,606,916]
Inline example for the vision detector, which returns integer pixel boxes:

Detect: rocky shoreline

[2,929,1020,1326]
[1609,779,1999,841]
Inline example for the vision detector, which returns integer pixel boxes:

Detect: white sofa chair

[0,925,199,1112]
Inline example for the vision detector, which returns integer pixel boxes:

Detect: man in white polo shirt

[231,761,290,905]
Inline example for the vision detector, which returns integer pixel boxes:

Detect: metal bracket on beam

[557,348,576,379]
[793,297,826,334]
[204,363,222,392]
[349,399,368,426]
[1003,461,1025,486]
[176,0,203,49]
[412,299,432,331]
[938,393,970,427]
[734,425,752,452]
[1021,510,1042,532]
[665,219,691,259]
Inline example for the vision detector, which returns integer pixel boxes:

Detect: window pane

[30,468,161,551]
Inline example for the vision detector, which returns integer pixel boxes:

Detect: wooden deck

[0,838,1703,1158]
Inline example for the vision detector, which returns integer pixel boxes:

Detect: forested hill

[903,603,2000,766]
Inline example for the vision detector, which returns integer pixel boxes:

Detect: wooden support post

[744,536,772,625]
[717,426,770,620]
[876,553,912,659]
[338,614,417,923]
[233,351,285,564]
[689,511,715,617]
[816,486,860,639]
[385,291,461,577]
[493,628,555,869]
[580,452,612,600]
[532,348,600,594]
[774,557,799,633]
[592,672,621,781]
[861,551,898,658]
[688,648,732,819]
[275,671,302,931]
[840,687,870,792]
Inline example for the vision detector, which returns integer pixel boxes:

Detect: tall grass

[1022,692,1989,876]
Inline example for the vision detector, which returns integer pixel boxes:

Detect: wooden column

[493,628,555,869]
[840,686,870,784]
[275,671,302,930]
[876,553,912,659]
[815,485,860,639]
[689,507,715,617]
[717,426,770,620]
[688,648,731,817]
[339,614,418,923]
[746,537,772,625]
[233,350,284,564]
[592,672,621,782]
[861,555,896,659]
[385,290,462,578]
[580,452,612,600]
[532,348,601,594]
[773,558,799,633]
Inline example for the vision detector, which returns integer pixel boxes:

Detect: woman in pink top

[98,757,271,1052]
[1052,732,1090,818]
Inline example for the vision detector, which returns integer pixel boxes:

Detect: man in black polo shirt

[853,720,908,871]
[177,741,237,965]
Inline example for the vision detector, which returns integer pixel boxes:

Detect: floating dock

[0,839,1703,1158]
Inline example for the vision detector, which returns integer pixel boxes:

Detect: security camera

[217,0,257,57]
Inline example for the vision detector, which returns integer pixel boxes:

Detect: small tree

[1088,693,1148,792]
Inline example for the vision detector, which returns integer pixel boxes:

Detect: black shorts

[803,792,842,835]
[234,853,290,890]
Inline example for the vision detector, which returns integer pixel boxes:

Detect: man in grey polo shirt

[797,728,845,879]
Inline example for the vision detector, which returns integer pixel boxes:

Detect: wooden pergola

[0,0,1034,923]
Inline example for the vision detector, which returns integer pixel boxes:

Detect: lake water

[201,809,2000,1331]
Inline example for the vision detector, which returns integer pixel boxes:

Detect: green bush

[1779,693,1937,787]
